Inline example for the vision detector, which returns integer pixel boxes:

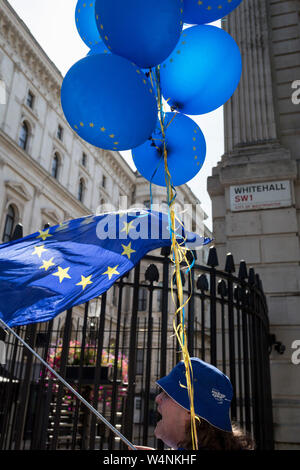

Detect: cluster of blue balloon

[61,0,243,186]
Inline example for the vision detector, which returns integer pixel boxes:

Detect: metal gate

[0,246,274,450]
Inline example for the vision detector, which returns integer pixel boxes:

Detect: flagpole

[0,318,136,450]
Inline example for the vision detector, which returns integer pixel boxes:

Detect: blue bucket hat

[156,358,233,432]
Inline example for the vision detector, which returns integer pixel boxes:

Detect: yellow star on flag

[102,265,119,280]
[121,220,135,235]
[121,242,136,259]
[52,266,71,283]
[37,229,52,241]
[32,245,48,258]
[39,258,55,272]
[76,275,93,290]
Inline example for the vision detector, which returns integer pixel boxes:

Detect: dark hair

[178,418,255,451]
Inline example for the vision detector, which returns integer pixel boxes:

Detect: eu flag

[0,210,211,327]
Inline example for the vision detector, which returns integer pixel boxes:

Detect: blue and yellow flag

[0,210,211,327]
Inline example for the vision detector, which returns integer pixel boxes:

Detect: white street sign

[230,180,292,212]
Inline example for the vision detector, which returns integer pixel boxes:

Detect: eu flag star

[102,265,119,280]
[121,242,136,259]
[52,266,71,283]
[76,275,93,290]
[0,209,211,328]
[39,258,55,272]
[32,245,48,258]
[121,220,135,235]
[37,229,52,242]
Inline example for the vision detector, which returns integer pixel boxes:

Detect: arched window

[78,178,85,203]
[26,90,35,109]
[19,121,29,150]
[82,152,87,167]
[2,205,16,242]
[51,153,60,179]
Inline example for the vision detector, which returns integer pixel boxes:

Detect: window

[57,124,63,141]
[82,152,87,167]
[102,174,106,189]
[18,122,29,150]
[26,90,34,109]
[2,205,15,242]
[51,153,60,179]
[136,350,144,375]
[78,178,85,203]
[138,288,147,311]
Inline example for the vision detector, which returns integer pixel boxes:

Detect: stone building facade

[0,0,211,381]
[0,0,209,245]
[208,0,300,449]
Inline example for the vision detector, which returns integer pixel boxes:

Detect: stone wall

[208,0,300,449]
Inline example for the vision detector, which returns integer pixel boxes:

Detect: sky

[7,0,224,231]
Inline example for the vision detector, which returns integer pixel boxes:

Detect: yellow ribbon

[153,66,199,450]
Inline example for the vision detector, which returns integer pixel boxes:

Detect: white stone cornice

[1,0,62,101]
[5,180,31,201]
[41,207,60,224]
[0,128,89,214]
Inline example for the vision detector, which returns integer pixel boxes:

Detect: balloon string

[154,65,198,451]
[149,154,164,210]
[164,112,178,130]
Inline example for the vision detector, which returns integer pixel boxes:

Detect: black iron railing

[0,226,275,450]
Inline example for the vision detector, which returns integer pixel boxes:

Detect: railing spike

[161,246,171,257]
[238,260,248,280]
[145,264,159,283]
[225,252,235,274]
[217,279,227,297]
[248,267,255,285]
[207,246,219,268]
[196,273,209,291]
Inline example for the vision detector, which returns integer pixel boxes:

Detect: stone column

[208,0,300,449]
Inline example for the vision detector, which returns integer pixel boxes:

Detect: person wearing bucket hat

[131,358,254,450]
[154,358,254,450]
[156,357,233,433]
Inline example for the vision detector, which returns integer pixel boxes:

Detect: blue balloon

[87,40,110,56]
[160,25,242,115]
[86,43,160,100]
[86,43,159,98]
[95,0,184,68]
[184,0,243,25]
[61,54,158,151]
[132,113,206,187]
[75,0,101,47]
